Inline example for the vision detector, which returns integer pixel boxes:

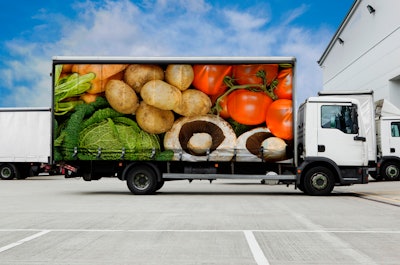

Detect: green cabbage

[54,97,172,161]
[78,117,160,160]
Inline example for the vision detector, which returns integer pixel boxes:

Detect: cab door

[317,103,368,166]
[388,121,400,157]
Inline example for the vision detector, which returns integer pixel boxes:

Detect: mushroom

[236,127,288,162]
[187,133,213,155]
[164,114,237,161]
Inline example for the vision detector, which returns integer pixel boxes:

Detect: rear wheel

[303,166,335,196]
[156,179,165,191]
[380,162,400,181]
[0,163,20,180]
[126,166,158,195]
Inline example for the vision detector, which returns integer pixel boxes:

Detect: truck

[318,90,400,181]
[375,99,400,180]
[0,108,52,179]
[50,56,369,195]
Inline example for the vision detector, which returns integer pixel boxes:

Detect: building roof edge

[317,0,361,66]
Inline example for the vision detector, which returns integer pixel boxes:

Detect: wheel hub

[1,167,12,178]
[385,165,399,179]
[134,174,150,190]
[311,173,328,190]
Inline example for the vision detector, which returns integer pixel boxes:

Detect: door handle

[354,136,366,141]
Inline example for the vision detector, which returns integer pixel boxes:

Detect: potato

[165,64,194,91]
[136,101,175,134]
[105,80,139,114]
[123,64,164,93]
[141,80,182,110]
[173,89,212,117]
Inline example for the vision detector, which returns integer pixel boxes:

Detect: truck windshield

[321,104,358,134]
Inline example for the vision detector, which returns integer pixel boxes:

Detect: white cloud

[223,10,268,31]
[280,4,309,26]
[0,0,333,107]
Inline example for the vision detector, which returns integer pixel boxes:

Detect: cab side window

[321,105,358,134]
[391,122,400,137]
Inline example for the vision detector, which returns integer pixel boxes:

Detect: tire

[16,164,31,179]
[303,166,335,196]
[0,163,20,180]
[380,162,400,181]
[156,179,165,191]
[30,165,40,176]
[369,171,383,181]
[126,166,158,195]
[296,182,307,193]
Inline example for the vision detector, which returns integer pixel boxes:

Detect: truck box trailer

[52,56,369,195]
[0,108,52,179]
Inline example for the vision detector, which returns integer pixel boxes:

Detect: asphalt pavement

[0,176,399,264]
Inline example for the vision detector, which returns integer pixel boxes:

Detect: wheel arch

[297,157,341,185]
[378,156,400,169]
[121,162,162,182]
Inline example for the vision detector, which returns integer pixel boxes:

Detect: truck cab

[296,96,369,195]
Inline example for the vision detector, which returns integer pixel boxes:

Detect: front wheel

[369,171,383,181]
[303,166,335,196]
[380,162,400,181]
[0,163,19,180]
[126,166,158,195]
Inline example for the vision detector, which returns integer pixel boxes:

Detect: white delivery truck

[374,99,400,180]
[0,108,52,179]
[52,56,369,195]
[318,91,400,181]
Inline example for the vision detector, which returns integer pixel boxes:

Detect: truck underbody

[62,158,368,196]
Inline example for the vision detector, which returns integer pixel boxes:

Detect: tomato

[192,65,233,96]
[218,96,230,119]
[227,90,273,125]
[266,99,293,140]
[233,64,279,85]
[274,68,293,100]
[210,92,230,119]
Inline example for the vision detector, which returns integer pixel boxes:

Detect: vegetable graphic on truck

[52,57,369,195]
[54,61,293,163]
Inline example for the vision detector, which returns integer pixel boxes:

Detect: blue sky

[0,0,354,107]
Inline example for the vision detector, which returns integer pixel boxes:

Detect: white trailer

[0,108,52,179]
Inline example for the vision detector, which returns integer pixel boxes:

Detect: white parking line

[244,230,270,265]
[1,228,399,264]
[2,228,400,233]
[0,230,50,253]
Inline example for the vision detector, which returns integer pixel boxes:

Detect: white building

[318,0,400,107]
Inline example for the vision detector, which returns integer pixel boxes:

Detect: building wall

[318,0,400,107]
